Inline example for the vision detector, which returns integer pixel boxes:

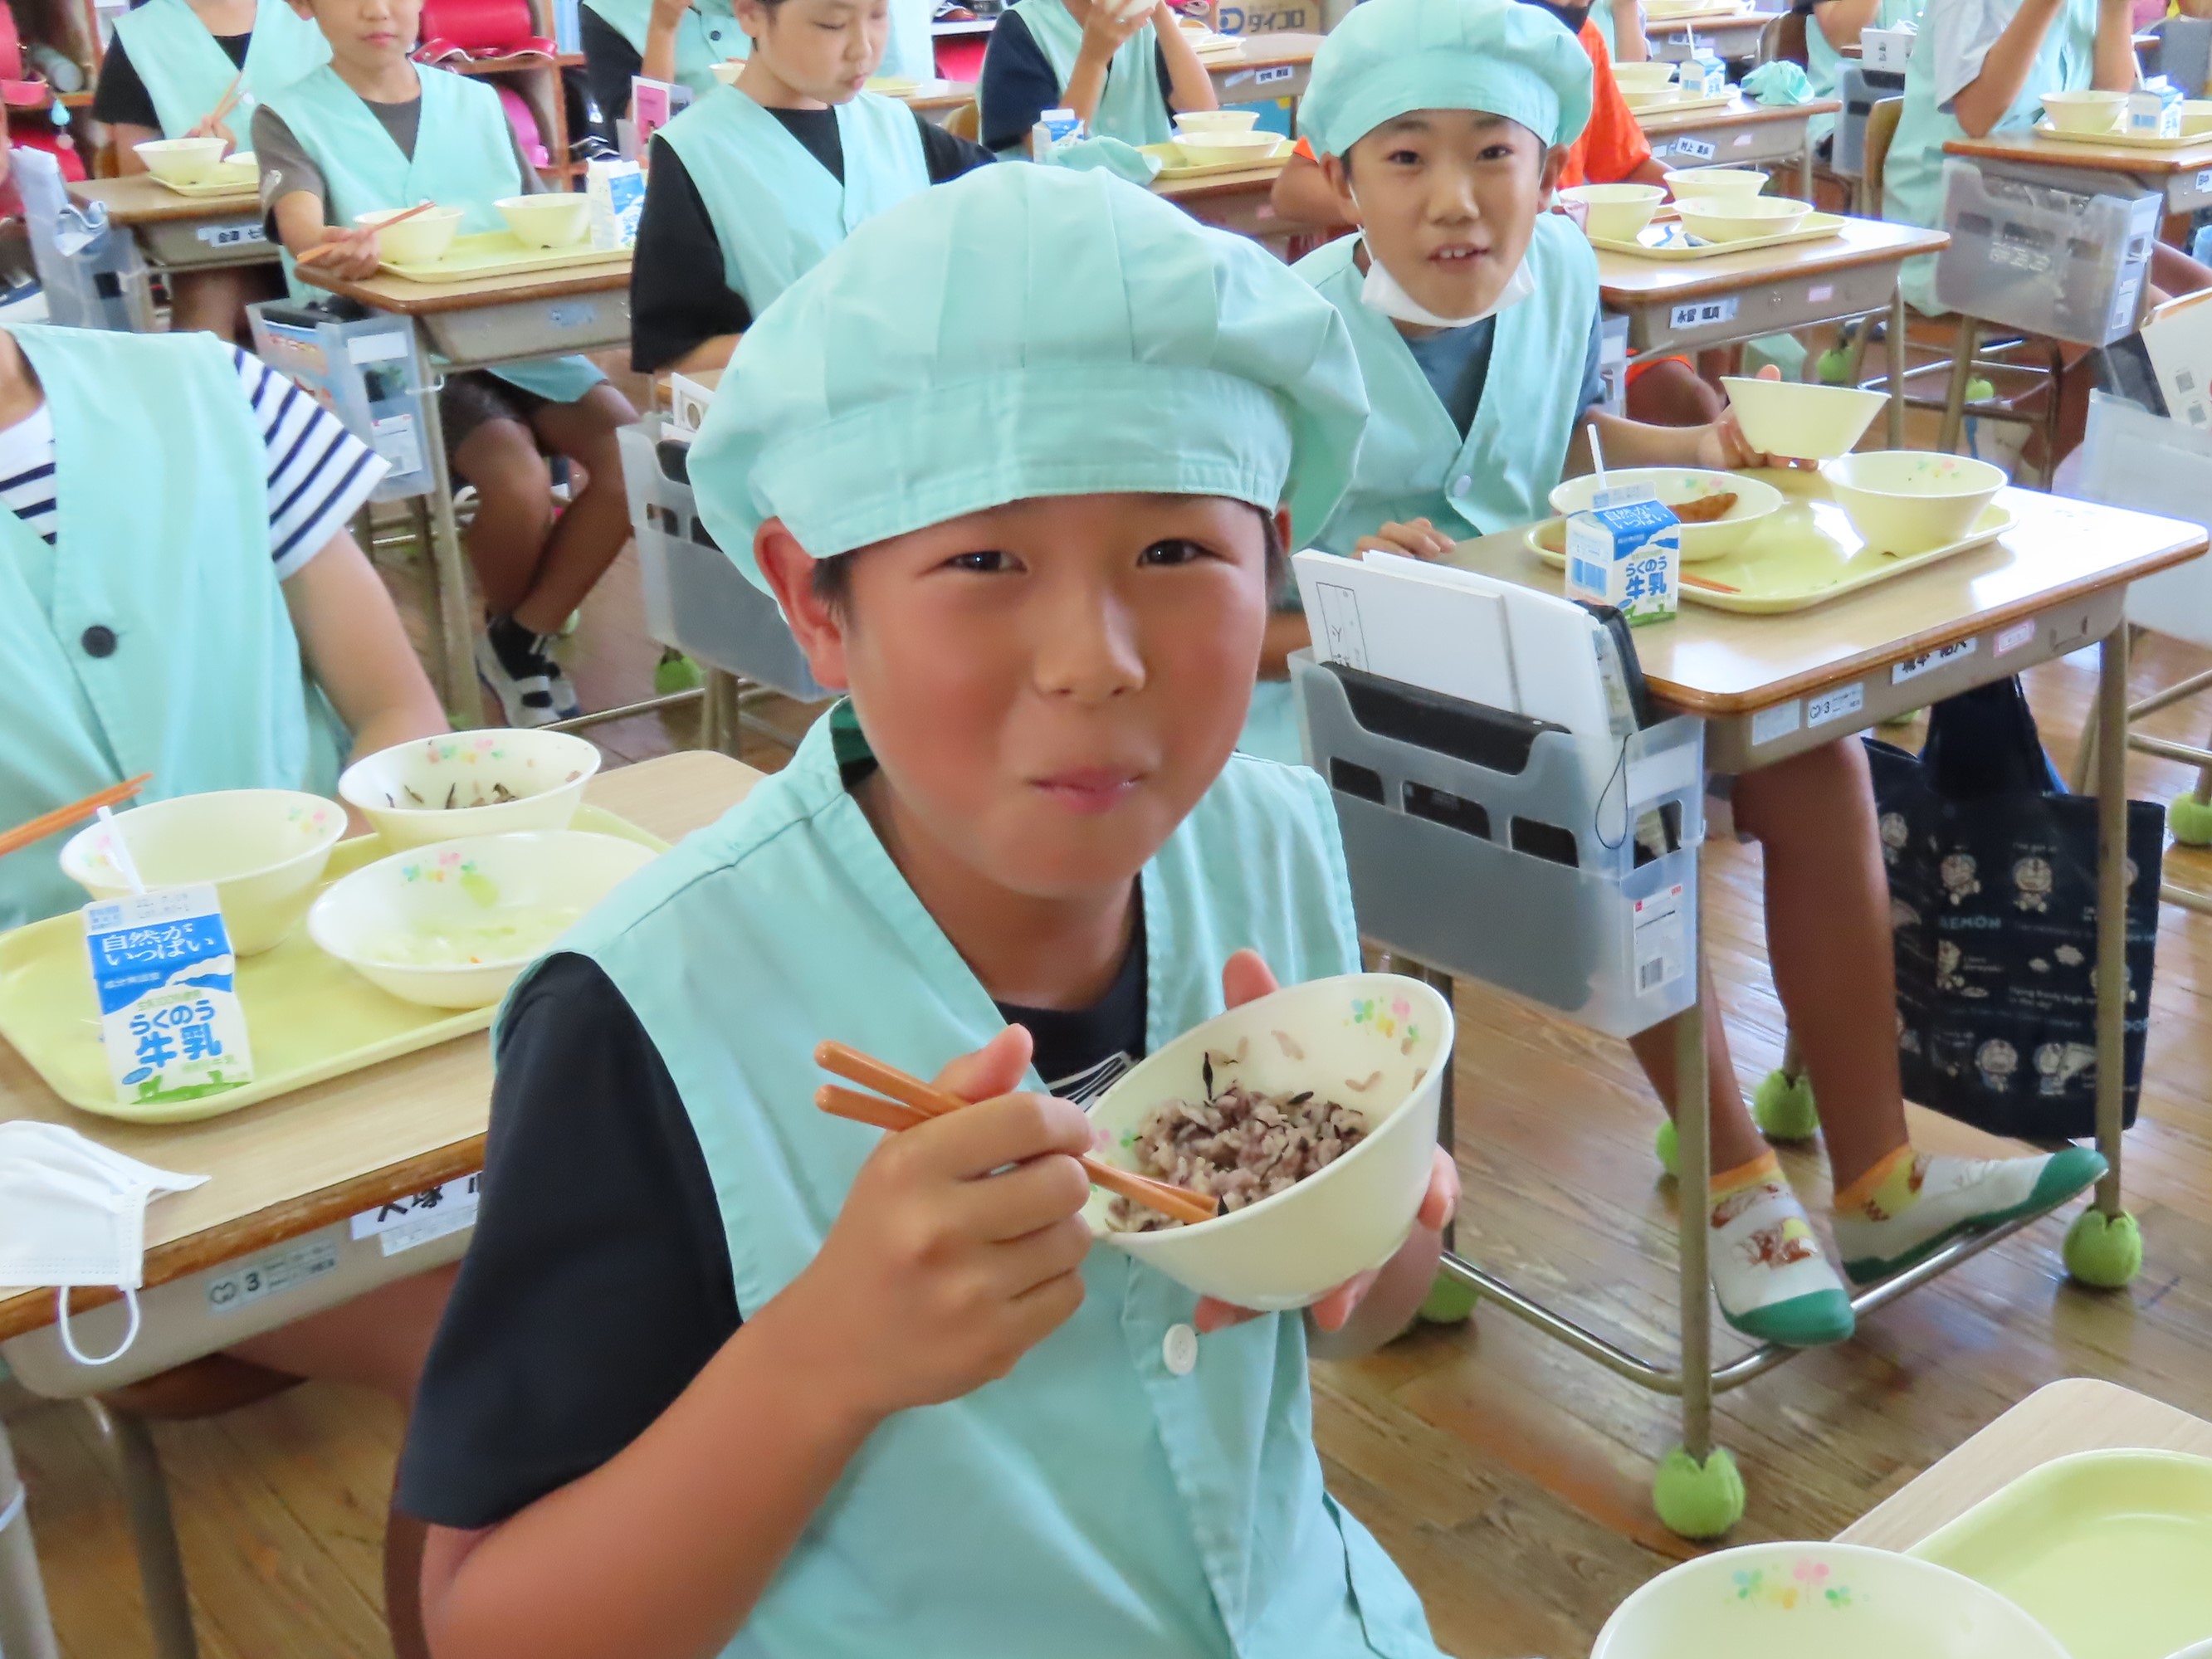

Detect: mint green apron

[1590,0,1619,58]
[528,705,1444,1659]
[582,0,749,99]
[656,86,930,315]
[1804,0,1922,144]
[0,326,345,930]
[110,0,330,139]
[1003,0,1174,147]
[880,0,937,84]
[1883,0,2097,314]
[263,66,606,403]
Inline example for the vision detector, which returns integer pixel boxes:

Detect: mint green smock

[261,65,607,403]
[0,326,346,931]
[1589,0,1621,58]
[524,704,1446,1659]
[582,0,749,99]
[1003,0,1176,146]
[655,85,929,318]
[110,0,329,139]
[1804,0,1923,144]
[1882,0,2098,314]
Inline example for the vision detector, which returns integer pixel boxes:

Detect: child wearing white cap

[400,163,1470,1659]
[1269,0,2106,1363]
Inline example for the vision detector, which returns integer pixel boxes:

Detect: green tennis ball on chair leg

[1655,1119,1679,1178]
[1752,1069,1819,1142]
[1417,1270,1481,1325]
[2168,793,2212,847]
[2063,1208,2143,1289]
[1653,1446,1746,1539]
[1816,346,1853,385]
[654,649,704,695]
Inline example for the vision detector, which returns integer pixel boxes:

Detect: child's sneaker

[1832,1147,2107,1286]
[476,616,569,727]
[1707,1154,1856,1348]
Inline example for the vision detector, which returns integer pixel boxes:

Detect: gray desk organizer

[1292,651,1704,1040]
[1833,64,1904,182]
[618,416,830,702]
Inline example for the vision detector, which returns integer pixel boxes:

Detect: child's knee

[1732,736,1873,840]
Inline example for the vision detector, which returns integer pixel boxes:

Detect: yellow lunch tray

[1525,468,2017,614]
[1141,136,1294,180]
[864,74,917,92]
[1630,90,1742,119]
[1907,1450,2212,1659]
[150,173,261,201]
[1589,210,1846,261]
[2033,120,2212,152]
[0,804,667,1126]
[381,231,632,284]
[1644,0,1743,20]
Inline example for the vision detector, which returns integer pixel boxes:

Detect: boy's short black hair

[808,505,1290,615]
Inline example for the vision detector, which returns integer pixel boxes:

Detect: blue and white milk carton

[84,886,253,1108]
[1565,482,1682,627]
[587,157,647,251]
[2127,77,2183,139]
[1679,46,1728,100]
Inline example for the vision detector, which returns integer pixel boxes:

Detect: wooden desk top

[68,173,261,227]
[1642,6,1771,30]
[1944,127,2212,176]
[891,76,976,112]
[1594,215,1949,306]
[1207,31,1321,68]
[1635,95,1839,134]
[0,751,759,1343]
[1154,156,1291,200]
[1443,477,2205,715]
[308,252,632,315]
[1838,1379,2212,1549]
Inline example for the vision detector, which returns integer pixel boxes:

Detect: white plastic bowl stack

[1611,60,1677,94]
[495,193,591,250]
[1082,973,1453,1310]
[1663,165,1768,201]
[354,205,465,266]
[338,728,601,851]
[135,136,227,186]
[1560,183,1668,242]
[1674,195,1813,242]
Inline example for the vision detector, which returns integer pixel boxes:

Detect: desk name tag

[1253,64,1295,85]
[1892,637,1976,685]
[1669,295,1739,329]
[2197,168,2212,193]
[546,300,598,329]
[196,222,266,247]
[1751,700,1802,745]
[1668,136,1717,162]
[1805,682,1864,727]
[206,1237,339,1315]
[351,1174,481,1257]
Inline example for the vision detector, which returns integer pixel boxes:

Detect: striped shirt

[0,347,388,577]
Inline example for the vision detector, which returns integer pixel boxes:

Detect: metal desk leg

[406,327,480,727]
[1427,965,1458,1256]
[85,1402,199,1659]
[0,1418,61,1659]
[1888,288,1909,451]
[1939,315,1980,457]
[1800,133,1814,202]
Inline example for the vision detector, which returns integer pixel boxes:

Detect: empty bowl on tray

[1082,973,1453,1310]
[1172,127,1280,160]
[61,789,346,955]
[1591,1542,2072,1659]
[1663,165,1768,201]
[1719,376,1886,460]
[1676,195,1812,242]
[1611,60,1677,92]
[216,150,259,187]
[1624,86,1679,110]
[338,728,600,852]
[2041,90,2126,134]
[1819,450,2007,555]
[1562,183,1668,242]
[1174,109,1262,133]
[1549,466,1784,562]
[135,136,227,186]
[2185,99,2212,136]
[308,829,655,1009]
[495,193,591,249]
[355,205,464,266]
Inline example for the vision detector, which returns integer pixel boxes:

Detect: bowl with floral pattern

[1819,451,2007,556]
[1081,973,1454,1310]
[339,729,600,851]
[1593,1542,2070,1659]
[1549,467,1785,562]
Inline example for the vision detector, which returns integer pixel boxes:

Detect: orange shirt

[1560,19,1653,188]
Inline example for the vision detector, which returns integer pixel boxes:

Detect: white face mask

[0,1122,207,1366]
[1355,231,1537,330]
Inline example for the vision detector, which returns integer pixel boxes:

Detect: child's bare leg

[452,418,556,620]
[510,383,638,637]
[1624,357,1725,428]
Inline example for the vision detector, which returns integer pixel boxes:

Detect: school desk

[1838,1378,2212,1549]
[1412,485,2205,1535]
[1204,31,1321,108]
[1636,95,1843,198]
[302,256,633,725]
[1943,126,2212,222]
[1595,215,1949,450]
[886,76,978,125]
[64,174,278,334]
[0,751,759,1659]
[1152,151,1296,250]
[1645,7,1780,63]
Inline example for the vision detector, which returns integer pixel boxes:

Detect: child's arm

[1579,404,1770,471]
[1808,0,1887,53]
[641,0,693,90]
[2091,0,2139,94]
[1613,0,1649,63]
[1152,2,1219,114]
[108,122,162,173]
[1062,0,1161,130]
[281,532,449,762]
[256,109,382,281]
[418,1029,1095,1659]
[1948,0,2072,134]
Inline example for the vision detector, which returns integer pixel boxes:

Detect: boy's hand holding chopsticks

[188,71,245,154]
[298,225,384,281]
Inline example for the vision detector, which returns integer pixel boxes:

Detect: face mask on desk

[1355,237,1538,330]
[0,1122,207,1366]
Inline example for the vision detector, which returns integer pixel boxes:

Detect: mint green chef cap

[1298,0,1594,160]
[688,163,1369,584]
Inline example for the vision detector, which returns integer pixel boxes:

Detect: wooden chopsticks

[815,1041,1219,1227]
[297,200,437,268]
[0,774,151,862]
[207,71,245,129]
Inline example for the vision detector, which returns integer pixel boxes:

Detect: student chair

[1755,9,1808,66]
[946,100,981,142]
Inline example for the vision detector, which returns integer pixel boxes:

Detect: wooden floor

[15,525,2212,1658]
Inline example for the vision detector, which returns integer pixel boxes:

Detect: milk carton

[84,886,253,1108]
[1028,106,1084,161]
[1565,484,1682,627]
[1678,46,1727,99]
[1861,23,1915,71]
[2128,77,2183,139]
[586,158,647,251]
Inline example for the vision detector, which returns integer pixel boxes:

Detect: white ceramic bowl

[354,205,463,266]
[1663,165,1769,201]
[1611,60,1677,91]
[1677,194,1812,242]
[2042,90,2126,134]
[135,136,227,186]
[1593,1542,2073,1659]
[710,57,742,85]
[61,790,345,955]
[1820,451,2007,555]
[1720,376,1887,460]
[2184,99,2212,136]
[339,729,600,852]
[1549,466,1785,562]
[1173,109,1261,133]
[216,149,258,187]
[495,193,590,249]
[1561,183,1667,242]
[1172,128,1281,159]
[1084,973,1453,1310]
[308,830,656,1009]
